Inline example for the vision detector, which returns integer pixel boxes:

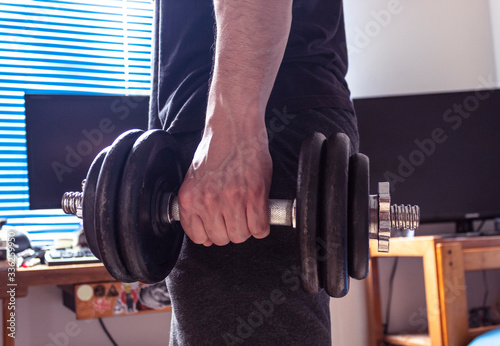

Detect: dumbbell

[62,129,420,298]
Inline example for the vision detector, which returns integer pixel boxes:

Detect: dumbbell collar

[369,182,391,252]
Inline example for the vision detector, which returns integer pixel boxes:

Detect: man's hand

[178,117,272,246]
[177,0,292,246]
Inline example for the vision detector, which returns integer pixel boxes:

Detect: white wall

[344,0,498,98]
[490,0,500,84]
[330,280,369,346]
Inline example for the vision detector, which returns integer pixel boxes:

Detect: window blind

[0,0,153,247]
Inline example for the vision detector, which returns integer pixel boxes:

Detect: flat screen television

[354,88,500,233]
[25,94,149,210]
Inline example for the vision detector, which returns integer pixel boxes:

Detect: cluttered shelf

[0,261,114,298]
[0,261,115,346]
[1,261,172,346]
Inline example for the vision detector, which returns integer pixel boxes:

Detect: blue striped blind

[0,0,153,247]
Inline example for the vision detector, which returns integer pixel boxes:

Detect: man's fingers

[177,140,273,246]
[180,214,209,245]
[223,206,252,244]
[246,183,271,239]
[204,213,230,246]
[181,203,269,244]
[246,200,270,239]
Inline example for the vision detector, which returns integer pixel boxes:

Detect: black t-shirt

[149,0,353,133]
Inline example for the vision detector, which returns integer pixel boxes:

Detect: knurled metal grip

[163,194,296,228]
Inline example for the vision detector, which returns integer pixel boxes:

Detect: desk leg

[366,257,384,346]
[2,299,15,346]
[422,241,444,346]
[436,243,469,346]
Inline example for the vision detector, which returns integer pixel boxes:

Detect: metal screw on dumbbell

[62,181,419,253]
[61,180,86,218]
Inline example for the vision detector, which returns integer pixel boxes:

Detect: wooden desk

[0,262,115,346]
[366,235,500,346]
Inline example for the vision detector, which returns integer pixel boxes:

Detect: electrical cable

[384,257,399,335]
[482,270,489,308]
[481,270,490,326]
[99,318,118,346]
[477,220,489,325]
[476,220,486,234]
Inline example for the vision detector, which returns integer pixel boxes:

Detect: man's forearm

[177,1,292,245]
[208,0,293,126]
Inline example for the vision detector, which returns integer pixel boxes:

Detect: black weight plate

[348,153,370,280]
[95,129,143,282]
[82,147,108,260]
[119,130,185,283]
[319,133,350,298]
[297,132,326,294]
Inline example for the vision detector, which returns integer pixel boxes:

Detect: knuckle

[177,186,189,200]
[222,184,246,200]
[202,191,218,205]
[203,180,222,197]
[178,186,195,210]
[250,183,267,199]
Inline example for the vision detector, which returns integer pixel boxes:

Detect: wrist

[206,91,267,134]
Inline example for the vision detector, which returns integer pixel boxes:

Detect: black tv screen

[25,94,149,210]
[354,89,500,225]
